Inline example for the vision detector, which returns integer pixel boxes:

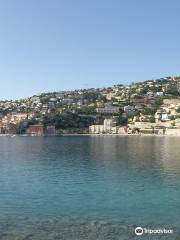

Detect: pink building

[28,125,44,136]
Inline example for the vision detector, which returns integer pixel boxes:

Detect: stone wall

[165,129,180,136]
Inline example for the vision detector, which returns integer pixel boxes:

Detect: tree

[77,106,96,114]
[149,115,155,123]
[156,97,164,106]
[169,115,175,121]
[171,121,176,127]
[42,112,95,130]
[176,107,180,113]
[118,116,128,125]
[143,108,156,115]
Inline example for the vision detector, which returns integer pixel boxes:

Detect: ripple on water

[0,216,179,240]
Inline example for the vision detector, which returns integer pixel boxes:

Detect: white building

[89,118,117,134]
[161,113,169,121]
[103,119,115,132]
[89,125,104,134]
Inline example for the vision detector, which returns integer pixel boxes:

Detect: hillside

[0,76,180,134]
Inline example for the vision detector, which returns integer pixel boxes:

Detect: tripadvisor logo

[135,227,144,236]
[135,226,173,236]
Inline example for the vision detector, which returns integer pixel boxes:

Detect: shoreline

[62,133,180,137]
[1,133,180,137]
[0,215,179,240]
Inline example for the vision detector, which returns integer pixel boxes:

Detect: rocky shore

[0,216,179,240]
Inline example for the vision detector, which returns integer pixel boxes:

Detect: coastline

[62,133,180,137]
[1,133,180,137]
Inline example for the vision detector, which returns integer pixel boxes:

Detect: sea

[0,136,179,239]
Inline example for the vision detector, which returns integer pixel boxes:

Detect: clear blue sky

[0,0,179,99]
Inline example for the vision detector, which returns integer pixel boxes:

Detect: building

[89,125,104,134]
[61,98,74,106]
[161,113,169,121]
[28,124,44,136]
[118,127,127,134]
[1,113,34,125]
[96,106,119,114]
[89,118,117,134]
[155,92,164,97]
[3,123,17,134]
[46,126,56,136]
[0,121,4,134]
[111,126,118,134]
[103,119,116,133]
[11,113,28,122]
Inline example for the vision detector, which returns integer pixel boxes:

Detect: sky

[0,0,180,100]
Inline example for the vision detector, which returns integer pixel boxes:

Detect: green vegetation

[42,112,95,130]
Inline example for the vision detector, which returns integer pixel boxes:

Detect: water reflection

[0,136,180,231]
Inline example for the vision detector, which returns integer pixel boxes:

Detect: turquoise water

[0,136,180,239]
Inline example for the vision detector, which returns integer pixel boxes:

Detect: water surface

[0,136,179,239]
